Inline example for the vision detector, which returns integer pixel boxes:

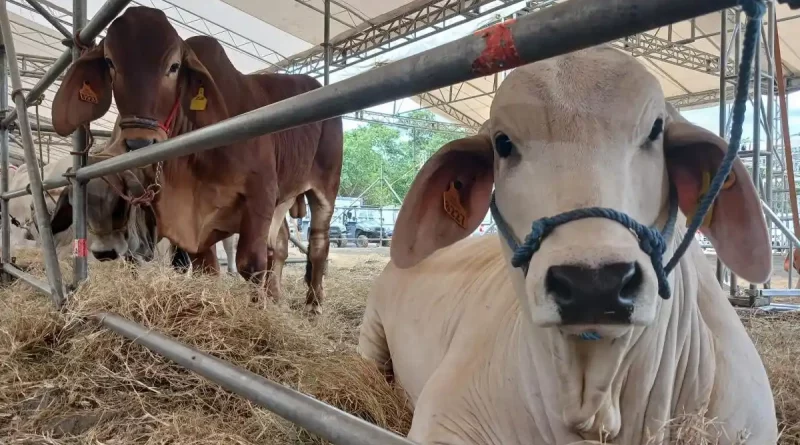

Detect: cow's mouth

[92,250,120,261]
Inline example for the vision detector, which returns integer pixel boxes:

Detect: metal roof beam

[264,0,531,76]
[668,75,800,110]
[415,91,483,129]
[614,32,734,76]
[347,109,475,133]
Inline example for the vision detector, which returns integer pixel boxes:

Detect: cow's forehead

[490,46,665,144]
[105,7,181,63]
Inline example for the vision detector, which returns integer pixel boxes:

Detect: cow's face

[391,45,771,339]
[50,6,227,154]
[49,170,151,262]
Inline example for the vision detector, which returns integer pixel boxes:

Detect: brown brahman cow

[49,6,342,313]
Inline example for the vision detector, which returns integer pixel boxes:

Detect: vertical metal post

[0,36,10,270]
[765,0,775,288]
[790,245,795,289]
[716,9,728,285]
[72,0,89,287]
[0,0,64,305]
[323,0,331,86]
[729,8,743,297]
[750,14,762,295]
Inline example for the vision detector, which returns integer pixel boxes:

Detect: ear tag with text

[685,169,736,229]
[190,87,207,111]
[443,181,468,229]
[78,81,99,104]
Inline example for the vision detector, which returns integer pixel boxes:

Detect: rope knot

[511,218,552,268]
[72,29,94,54]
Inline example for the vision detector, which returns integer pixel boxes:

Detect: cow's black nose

[92,250,119,261]
[546,262,642,324]
[124,138,156,151]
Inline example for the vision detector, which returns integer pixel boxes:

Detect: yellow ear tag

[685,169,737,229]
[443,181,468,229]
[78,81,99,104]
[190,87,207,111]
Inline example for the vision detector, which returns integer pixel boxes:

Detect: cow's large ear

[664,103,771,283]
[391,134,494,269]
[181,48,229,129]
[49,184,74,235]
[52,40,112,136]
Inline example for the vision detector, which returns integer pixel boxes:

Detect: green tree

[340,109,471,206]
[340,123,402,205]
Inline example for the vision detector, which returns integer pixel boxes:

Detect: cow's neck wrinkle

[515,234,715,443]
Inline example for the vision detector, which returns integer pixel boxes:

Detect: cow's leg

[187,247,220,275]
[266,219,290,301]
[222,235,237,275]
[236,189,276,303]
[304,189,334,314]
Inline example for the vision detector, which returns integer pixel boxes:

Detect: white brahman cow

[7,157,79,258]
[5,156,231,267]
[358,45,777,444]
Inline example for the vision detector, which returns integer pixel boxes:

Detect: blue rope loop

[511,206,672,299]
[488,0,766,318]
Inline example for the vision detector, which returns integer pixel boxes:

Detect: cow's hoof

[304,304,322,316]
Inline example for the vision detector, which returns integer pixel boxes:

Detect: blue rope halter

[488,0,766,335]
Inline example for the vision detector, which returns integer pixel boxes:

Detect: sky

[6,0,799,138]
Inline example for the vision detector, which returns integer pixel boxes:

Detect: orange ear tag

[443,181,469,229]
[685,169,737,229]
[190,87,207,111]
[78,81,99,104]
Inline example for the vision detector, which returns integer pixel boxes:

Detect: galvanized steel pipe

[0,0,66,307]
[76,0,746,183]
[95,312,416,445]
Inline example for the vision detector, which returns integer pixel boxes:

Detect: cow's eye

[494,133,514,158]
[648,117,664,142]
[168,63,180,74]
[105,57,115,69]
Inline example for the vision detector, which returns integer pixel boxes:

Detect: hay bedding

[1,248,799,444]
[0,249,409,444]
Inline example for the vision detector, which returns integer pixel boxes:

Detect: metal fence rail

[97,312,414,445]
[0,0,782,443]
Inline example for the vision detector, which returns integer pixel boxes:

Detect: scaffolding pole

[72,0,89,287]
[0,35,9,269]
[0,0,65,306]
[323,0,331,86]
[764,0,775,289]
[716,9,728,285]
[750,14,761,295]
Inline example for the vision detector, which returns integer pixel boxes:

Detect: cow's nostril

[546,262,640,325]
[124,138,156,151]
[619,262,643,303]
[546,267,576,306]
[92,250,119,261]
